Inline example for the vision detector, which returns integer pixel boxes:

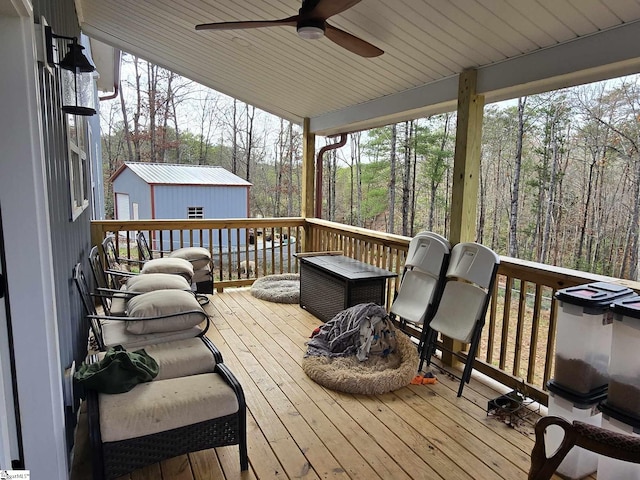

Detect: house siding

[34,0,96,458]
[39,67,93,411]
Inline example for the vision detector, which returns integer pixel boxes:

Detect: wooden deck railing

[91,217,640,406]
[91,218,305,288]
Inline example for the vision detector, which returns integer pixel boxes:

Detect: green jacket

[74,346,159,394]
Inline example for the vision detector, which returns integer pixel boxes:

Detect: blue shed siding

[153,184,249,250]
[112,169,152,219]
[153,185,248,219]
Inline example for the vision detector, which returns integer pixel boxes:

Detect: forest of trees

[101,54,640,281]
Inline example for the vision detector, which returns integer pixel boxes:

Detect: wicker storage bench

[298,254,397,322]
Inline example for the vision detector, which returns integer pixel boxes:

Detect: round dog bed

[250,273,300,304]
[302,333,419,395]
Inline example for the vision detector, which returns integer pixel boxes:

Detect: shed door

[115,193,130,220]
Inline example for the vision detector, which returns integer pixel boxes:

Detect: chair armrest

[88,310,209,323]
[116,257,145,266]
[105,269,137,278]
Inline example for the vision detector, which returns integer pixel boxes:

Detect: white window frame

[187,206,204,219]
[67,114,89,221]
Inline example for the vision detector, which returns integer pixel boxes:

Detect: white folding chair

[390,232,450,352]
[420,242,500,397]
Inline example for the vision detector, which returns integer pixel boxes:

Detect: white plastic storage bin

[553,282,633,394]
[609,296,640,417]
[597,414,640,480]
[546,390,603,479]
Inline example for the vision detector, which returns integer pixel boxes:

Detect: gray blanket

[305,303,389,359]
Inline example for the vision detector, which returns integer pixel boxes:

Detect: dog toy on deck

[410,371,437,385]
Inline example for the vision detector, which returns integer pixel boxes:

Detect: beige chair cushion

[125,290,206,334]
[140,258,194,282]
[125,273,191,293]
[146,338,218,380]
[109,291,128,316]
[193,267,213,284]
[169,247,211,270]
[96,337,217,380]
[99,373,239,442]
[101,319,201,350]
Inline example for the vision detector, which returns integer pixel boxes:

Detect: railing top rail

[499,256,640,292]
[92,217,306,230]
[305,218,411,249]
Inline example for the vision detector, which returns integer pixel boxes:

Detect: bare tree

[401,121,412,236]
[509,97,527,257]
[388,124,397,233]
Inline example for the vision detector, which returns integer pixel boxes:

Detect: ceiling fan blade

[302,0,362,19]
[325,23,383,57]
[196,16,298,31]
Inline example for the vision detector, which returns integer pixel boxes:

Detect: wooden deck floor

[72,288,556,480]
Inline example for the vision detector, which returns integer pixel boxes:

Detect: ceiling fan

[195,0,383,58]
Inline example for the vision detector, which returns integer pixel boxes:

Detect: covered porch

[3,1,640,478]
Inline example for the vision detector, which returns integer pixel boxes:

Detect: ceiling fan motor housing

[297,18,326,39]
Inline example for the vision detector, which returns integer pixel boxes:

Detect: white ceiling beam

[310,20,640,136]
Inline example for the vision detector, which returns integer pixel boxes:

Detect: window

[67,114,89,220]
[188,206,204,219]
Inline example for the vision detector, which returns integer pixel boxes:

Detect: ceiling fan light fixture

[297,19,325,40]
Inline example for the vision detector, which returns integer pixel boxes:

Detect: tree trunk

[509,97,526,257]
[401,121,412,236]
[232,99,238,174]
[147,63,158,162]
[132,57,142,162]
[388,124,397,233]
[540,113,558,263]
[576,159,596,268]
[410,121,418,236]
[119,79,134,162]
[245,105,254,182]
[287,121,294,216]
[631,157,640,280]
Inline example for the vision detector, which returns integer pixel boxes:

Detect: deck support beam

[301,118,316,252]
[442,69,485,367]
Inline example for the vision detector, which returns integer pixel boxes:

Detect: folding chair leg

[457,327,482,397]
[419,328,436,371]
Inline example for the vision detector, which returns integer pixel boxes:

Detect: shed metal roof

[112,162,252,186]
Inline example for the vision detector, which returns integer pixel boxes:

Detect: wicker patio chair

[529,415,640,480]
[74,263,209,351]
[136,231,214,294]
[88,245,192,317]
[101,235,194,288]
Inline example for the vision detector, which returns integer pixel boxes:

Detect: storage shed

[110,162,252,249]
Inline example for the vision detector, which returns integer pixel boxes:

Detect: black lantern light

[45,26,97,116]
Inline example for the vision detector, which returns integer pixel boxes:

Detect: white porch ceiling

[76,0,640,135]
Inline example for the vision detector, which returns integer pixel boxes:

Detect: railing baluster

[544,291,559,387]
[527,284,544,384]
[499,276,513,370]
[486,277,499,364]
[513,280,527,377]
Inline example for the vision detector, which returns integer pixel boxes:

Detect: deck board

[72,288,560,480]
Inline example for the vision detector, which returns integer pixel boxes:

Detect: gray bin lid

[556,282,633,312]
[611,295,640,319]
